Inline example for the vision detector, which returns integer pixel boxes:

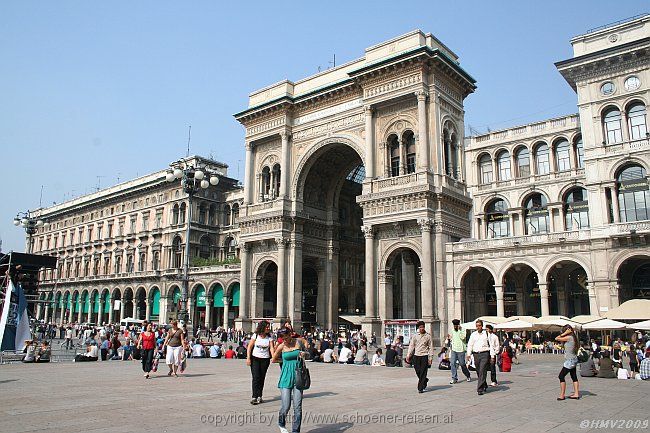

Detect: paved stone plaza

[0,353,647,433]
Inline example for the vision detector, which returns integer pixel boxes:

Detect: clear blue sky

[1,1,647,252]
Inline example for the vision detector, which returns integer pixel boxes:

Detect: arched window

[272,163,281,198]
[199,235,212,259]
[231,203,240,225]
[404,131,416,174]
[617,165,649,222]
[515,147,530,178]
[228,238,237,259]
[172,204,179,225]
[152,251,160,271]
[261,166,271,200]
[126,255,134,272]
[444,124,459,179]
[524,193,549,234]
[198,202,207,224]
[115,255,122,274]
[497,150,511,181]
[223,204,231,226]
[603,107,623,144]
[554,139,571,172]
[172,237,183,268]
[479,154,493,184]
[486,199,509,238]
[565,188,589,230]
[389,135,400,177]
[574,136,584,169]
[627,102,647,140]
[534,143,550,175]
[179,203,186,224]
[208,204,217,225]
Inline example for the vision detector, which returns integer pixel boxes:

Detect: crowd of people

[18,317,650,433]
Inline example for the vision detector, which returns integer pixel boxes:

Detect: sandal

[568,396,580,400]
[556,397,565,401]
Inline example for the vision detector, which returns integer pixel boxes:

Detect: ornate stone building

[29,16,649,344]
[234,30,476,341]
[30,156,245,328]
[446,15,649,328]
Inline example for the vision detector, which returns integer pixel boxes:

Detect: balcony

[604,137,649,155]
[450,229,590,252]
[369,171,430,194]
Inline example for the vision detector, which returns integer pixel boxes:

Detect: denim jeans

[450,350,471,381]
[279,387,303,433]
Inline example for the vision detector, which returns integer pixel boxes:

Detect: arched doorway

[193,284,207,325]
[256,261,277,319]
[299,142,365,329]
[123,287,134,318]
[135,287,147,320]
[81,291,90,322]
[502,264,540,317]
[112,288,122,323]
[547,260,590,316]
[229,282,240,327]
[617,256,650,302]
[461,267,496,319]
[149,287,161,322]
[101,290,110,324]
[302,267,318,326]
[386,248,421,320]
[92,291,100,323]
[168,286,181,321]
[211,283,225,328]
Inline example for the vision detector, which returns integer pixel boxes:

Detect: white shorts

[166,346,183,365]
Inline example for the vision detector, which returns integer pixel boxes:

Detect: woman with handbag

[137,322,156,379]
[272,328,305,433]
[163,320,187,377]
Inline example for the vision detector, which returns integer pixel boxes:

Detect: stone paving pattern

[0,354,648,433]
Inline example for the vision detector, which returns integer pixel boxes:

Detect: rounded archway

[149,287,161,322]
[135,287,147,320]
[256,261,277,319]
[502,264,540,317]
[302,266,318,326]
[210,283,225,328]
[385,248,421,320]
[461,267,496,319]
[617,255,650,303]
[123,287,134,319]
[547,260,590,316]
[168,286,181,321]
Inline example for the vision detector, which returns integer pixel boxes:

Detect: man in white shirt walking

[485,324,500,386]
[466,319,494,395]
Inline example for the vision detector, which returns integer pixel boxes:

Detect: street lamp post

[13,211,45,254]
[165,159,219,325]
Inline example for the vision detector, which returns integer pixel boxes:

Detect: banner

[0,280,32,351]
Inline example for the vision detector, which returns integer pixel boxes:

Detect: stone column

[548,208,556,232]
[120,299,125,322]
[398,138,406,175]
[418,218,434,320]
[36,303,43,321]
[76,304,82,323]
[145,299,151,321]
[474,217,481,240]
[416,91,429,171]
[539,283,550,317]
[205,298,211,329]
[222,296,229,329]
[60,305,65,324]
[44,304,50,323]
[244,142,254,204]
[509,214,517,236]
[610,187,621,223]
[378,271,394,320]
[494,285,505,317]
[588,282,599,315]
[280,132,291,198]
[290,239,303,328]
[97,299,104,324]
[276,237,288,321]
[364,105,375,179]
[363,226,377,319]
[236,242,251,329]
[108,298,114,324]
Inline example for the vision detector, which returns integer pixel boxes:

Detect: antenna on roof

[96,175,106,192]
[186,125,192,157]
[39,185,44,207]
[328,54,336,69]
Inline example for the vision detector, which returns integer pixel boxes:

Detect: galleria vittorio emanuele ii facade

[29,15,649,344]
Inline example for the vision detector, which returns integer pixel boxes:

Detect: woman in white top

[372,348,385,366]
[246,320,275,405]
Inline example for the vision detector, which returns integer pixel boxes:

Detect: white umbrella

[570,315,602,325]
[581,318,627,330]
[460,316,509,330]
[535,316,581,331]
[626,320,650,331]
[495,319,534,330]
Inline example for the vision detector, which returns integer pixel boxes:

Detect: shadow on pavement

[307,422,354,432]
